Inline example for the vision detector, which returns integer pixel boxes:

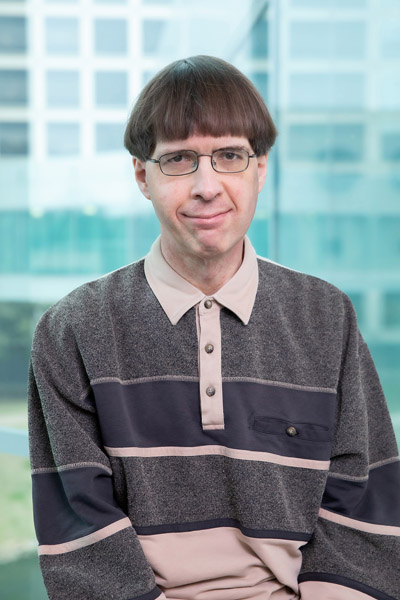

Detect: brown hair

[124,55,277,160]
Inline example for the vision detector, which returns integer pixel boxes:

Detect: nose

[190,155,224,202]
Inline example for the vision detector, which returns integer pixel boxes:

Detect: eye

[165,152,193,164]
[170,154,184,163]
[216,149,246,162]
[222,151,240,160]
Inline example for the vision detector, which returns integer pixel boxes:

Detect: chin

[195,238,240,258]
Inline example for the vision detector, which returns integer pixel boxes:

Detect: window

[290,0,366,7]
[143,20,165,55]
[0,122,29,155]
[0,70,28,106]
[384,292,400,327]
[374,217,400,268]
[46,71,80,107]
[380,21,400,59]
[95,71,128,107]
[143,19,179,56]
[346,291,364,326]
[288,123,365,162]
[94,19,127,55]
[47,123,80,155]
[0,17,26,54]
[250,72,269,101]
[142,71,156,86]
[1,2,400,596]
[382,132,400,162]
[289,73,365,111]
[380,0,400,7]
[95,123,125,152]
[290,21,366,60]
[378,72,400,109]
[251,17,268,59]
[45,17,79,55]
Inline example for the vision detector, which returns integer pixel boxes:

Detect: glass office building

[0,0,399,597]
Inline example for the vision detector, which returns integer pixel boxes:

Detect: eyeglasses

[147,148,256,176]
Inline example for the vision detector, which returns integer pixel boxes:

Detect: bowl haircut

[124,55,277,161]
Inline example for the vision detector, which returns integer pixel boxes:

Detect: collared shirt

[29,236,400,600]
[144,236,259,431]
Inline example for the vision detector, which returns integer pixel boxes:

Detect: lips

[182,210,231,221]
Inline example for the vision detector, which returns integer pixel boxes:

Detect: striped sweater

[28,242,400,600]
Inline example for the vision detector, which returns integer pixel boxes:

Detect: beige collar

[144,236,259,325]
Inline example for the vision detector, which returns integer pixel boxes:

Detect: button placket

[198,298,224,430]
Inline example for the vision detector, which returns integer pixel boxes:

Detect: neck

[160,239,244,295]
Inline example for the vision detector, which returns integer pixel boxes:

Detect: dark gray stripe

[135,517,311,541]
[39,527,158,600]
[131,587,164,600]
[322,461,400,526]
[32,466,127,545]
[93,380,336,460]
[300,519,399,599]
[111,455,326,534]
[298,573,396,600]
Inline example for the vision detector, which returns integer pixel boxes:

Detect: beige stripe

[105,445,330,470]
[31,462,112,476]
[319,508,400,536]
[38,517,132,556]
[90,374,336,394]
[222,376,336,395]
[326,471,369,482]
[327,455,400,482]
[198,299,224,430]
[139,527,302,599]
[91,375,198,386]
[369,455,400,470]
[299,580,376,599]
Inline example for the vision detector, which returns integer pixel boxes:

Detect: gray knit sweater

[28,256,400,600]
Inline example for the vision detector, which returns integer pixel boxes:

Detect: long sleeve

[299,296,400,599]
[28,305,164,600]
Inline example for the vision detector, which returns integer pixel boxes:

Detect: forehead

[153,134,252,156]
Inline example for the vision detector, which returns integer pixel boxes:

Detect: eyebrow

[157,145,250,157]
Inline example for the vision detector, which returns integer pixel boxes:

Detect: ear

[257,153,268,193]
[133,157,151,200]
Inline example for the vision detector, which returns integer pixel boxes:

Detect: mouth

[182,209,231,225]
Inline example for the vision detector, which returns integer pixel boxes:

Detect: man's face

[133,134,268,265]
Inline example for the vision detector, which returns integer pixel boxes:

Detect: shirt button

[205,343,214,354]
[286,426,298,437]
[204,299,213,309]
[206,386,216,397]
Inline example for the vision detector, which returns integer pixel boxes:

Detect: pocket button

[286,426,298,437]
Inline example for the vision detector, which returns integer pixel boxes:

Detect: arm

[28,306,164,600]
[299,296,400,599]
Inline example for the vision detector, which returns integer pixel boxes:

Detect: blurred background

[0,0,399,597]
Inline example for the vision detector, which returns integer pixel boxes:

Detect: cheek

[231,179,258,211]
[148,178,184,204]
[149,192,180,227]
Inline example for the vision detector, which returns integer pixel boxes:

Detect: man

[29,56,400,600]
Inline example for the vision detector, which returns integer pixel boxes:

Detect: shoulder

[256,254,356,324]
[33,259,147,346]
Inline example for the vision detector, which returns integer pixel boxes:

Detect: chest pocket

[251,415,330,441]
[249,415,333,460]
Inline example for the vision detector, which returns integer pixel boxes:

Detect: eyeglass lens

[159,149,249,175]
